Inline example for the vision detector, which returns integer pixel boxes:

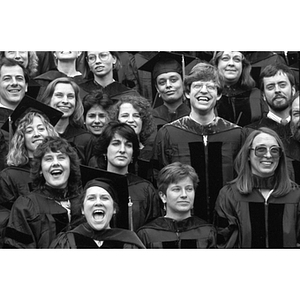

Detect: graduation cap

[1,95,63,133]
[80,165,133,230]
[138,51,197,81]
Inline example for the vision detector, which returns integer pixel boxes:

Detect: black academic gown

[137,216,216,249]
[214,181,300,248]
[50,222,145,249]
[4,186,81,249]
[152,116,242,222]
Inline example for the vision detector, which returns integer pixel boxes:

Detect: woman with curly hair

[210,51,268,126]
[40,77,94,165]
[0,51,41,98]
[0,100,61,247]
[108,94,155,156]
[4,136,82,248]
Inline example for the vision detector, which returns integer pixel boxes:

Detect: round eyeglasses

[250,146,282,158]
[87,52,110,64]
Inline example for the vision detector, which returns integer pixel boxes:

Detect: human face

[41,150,70,189]
[82,186,115,231]
[217,51,243,86]
[263,71,295,112]
[249,133,280,177]
[0,65,28,109]
[54,51,81,61]
[85,105,108,136]
[24,116,49,158]
[291,96,300,141]
[50,83,76,119]
[107,133,133,173]
[118,103,142,136]
[160,177,195,220]
[87,51,116,79]
[5,51,29,68]
[186,80,221,115]
[156,72,183,104]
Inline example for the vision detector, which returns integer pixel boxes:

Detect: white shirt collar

[267,111,291,124]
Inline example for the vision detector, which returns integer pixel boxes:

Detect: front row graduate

[214,127,300,248]
[50,166,145,249]
[137,162,216,249]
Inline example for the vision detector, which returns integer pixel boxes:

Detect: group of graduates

[0,50,299,249]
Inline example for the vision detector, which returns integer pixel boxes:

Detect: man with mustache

[242,63,297,181]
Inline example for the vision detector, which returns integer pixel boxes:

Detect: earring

[103,154,107,161]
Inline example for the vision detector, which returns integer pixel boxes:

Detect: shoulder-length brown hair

[210,51,256,90]
[40,77,84,128]
[233,127,292,197]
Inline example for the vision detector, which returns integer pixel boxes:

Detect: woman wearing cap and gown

[138,52,194,179]
[0,98,62,247]
[88,122,162,231]
[4,137,82,248]
[210,51,267,127]
[50,176,145,249]
[40,77,94,165]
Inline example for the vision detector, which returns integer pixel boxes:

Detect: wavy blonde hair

[7,112,59,166]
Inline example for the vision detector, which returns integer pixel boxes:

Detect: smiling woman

[214,127,300,248]
[0,97,61,247]
[40,77,94,165]
[50,176,145,249]
[3,136,82,248]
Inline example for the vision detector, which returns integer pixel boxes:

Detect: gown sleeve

[214,184,239,248]
[4,196,40,249]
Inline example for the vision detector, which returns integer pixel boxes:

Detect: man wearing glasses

[152,62,242,223]
[242,63,297,182]
[79,51,138,100]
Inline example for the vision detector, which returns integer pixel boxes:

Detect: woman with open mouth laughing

[3,136,82,248]
[0,97,61,248]
[50,176,145,249]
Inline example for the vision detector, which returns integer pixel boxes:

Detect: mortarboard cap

[80,165,132,230]
[139,51,197,80]
[1,95,63,133]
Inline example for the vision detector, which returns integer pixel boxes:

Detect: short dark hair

[82,91,113,118]
[259,63,295,92]
[0,57,29,83]
[93,121,140,164]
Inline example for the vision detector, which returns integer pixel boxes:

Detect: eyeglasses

[250,146,282,158]
[191,82,217,92]
[87,52,110,64]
